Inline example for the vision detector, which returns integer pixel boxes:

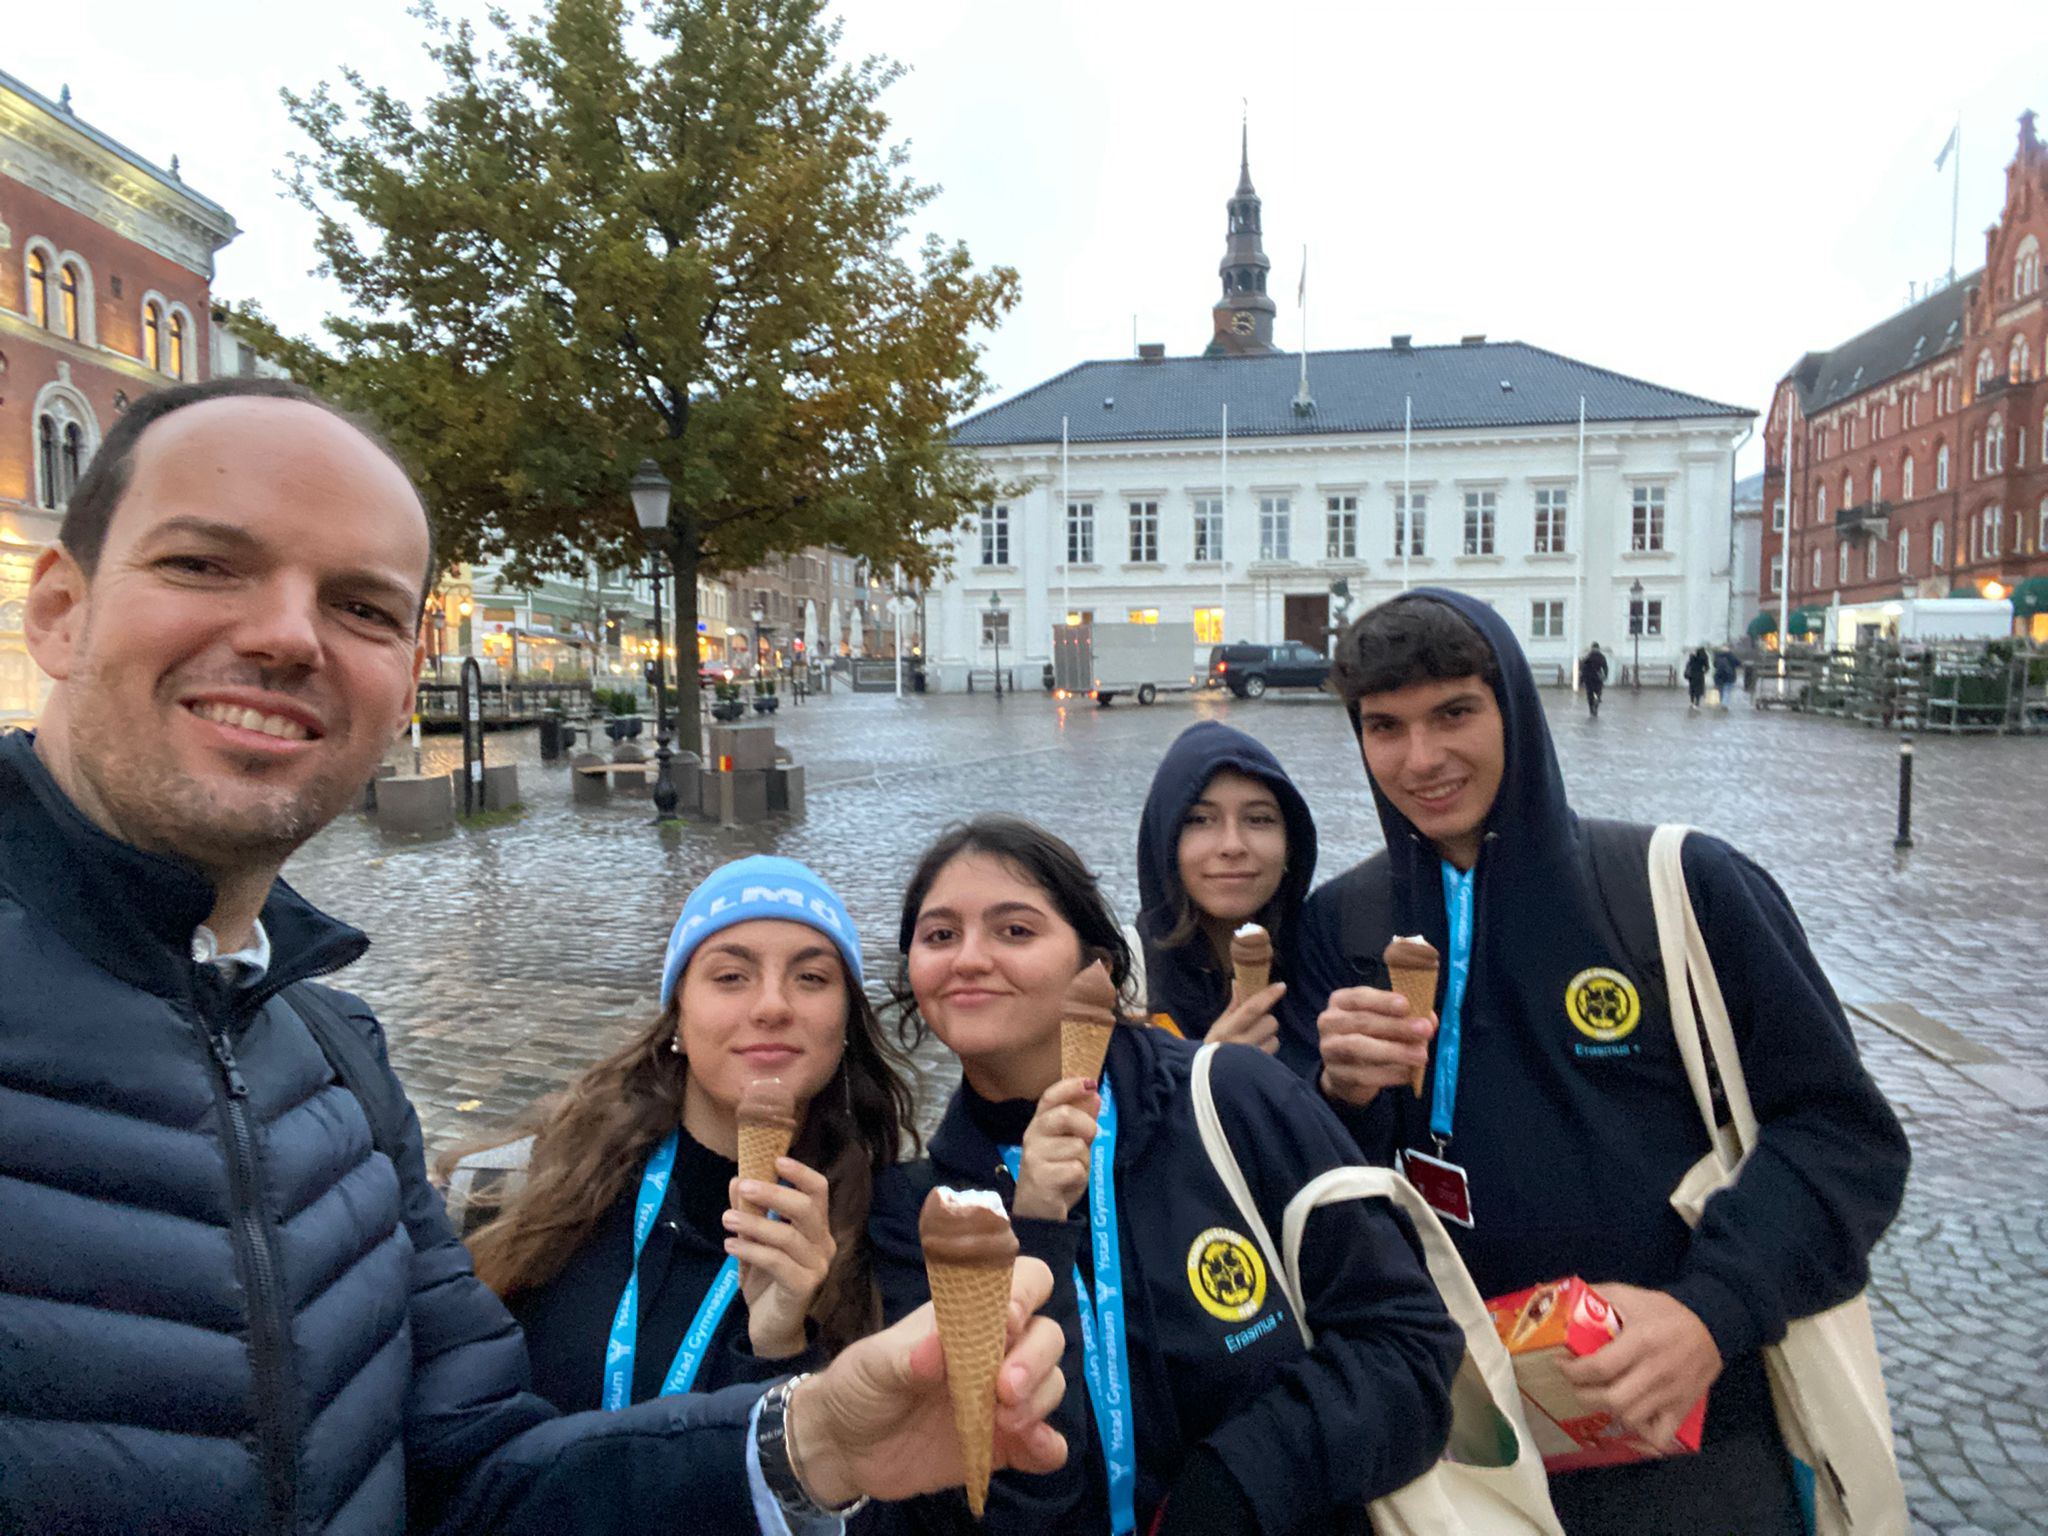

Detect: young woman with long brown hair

[457,855,915,1412]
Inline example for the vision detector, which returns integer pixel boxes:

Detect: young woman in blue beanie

[860,817,1459,1536]
[1134,722,1318,1067]
[458,855,915,1412]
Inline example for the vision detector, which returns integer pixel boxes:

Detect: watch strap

[757,1374,869,1521]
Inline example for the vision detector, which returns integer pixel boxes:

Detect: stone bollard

[570,751,610,806]
[664,751,703,818]
[482,764,521,813]
[708,723,776,772]
[706,768,770,825]
[767,763,805,817]
[375,774,454,837]
[358,763,398,813]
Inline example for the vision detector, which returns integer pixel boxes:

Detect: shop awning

[1746,610,1778,638]
[1786,606,1827,636]
[1948,580,1983,599]
[2009,576,2048,618]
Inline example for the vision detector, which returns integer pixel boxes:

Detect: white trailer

[1051,621,1201,706]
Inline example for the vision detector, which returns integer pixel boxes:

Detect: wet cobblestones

[287,684,2048,1533]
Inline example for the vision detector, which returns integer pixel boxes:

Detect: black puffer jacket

[0,731,765,1534]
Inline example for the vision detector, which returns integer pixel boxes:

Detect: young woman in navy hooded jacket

[1134,722,1319,1072]
[862,815,1460,1536]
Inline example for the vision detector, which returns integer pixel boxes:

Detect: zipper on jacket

[199,986,298,1536]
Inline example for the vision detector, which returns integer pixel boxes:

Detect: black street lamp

[986,588,1006,698]
[750,605,766,678]
[1628,577,1645,694]
[630,458,679,820]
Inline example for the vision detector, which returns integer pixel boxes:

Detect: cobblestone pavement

[288,683,2048,1534]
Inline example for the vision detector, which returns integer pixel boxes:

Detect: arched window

[2013,336,2032,384]
[143,302,164,371]
[1936,443,1950,490]
[1838,542,1849,583]
[1976,350,1997,388]
[27,248,49,328]
[1818,485,1828,522]
[1842,472,1854,508]
[1812,548,1824,588]
[61,423,83,498]
[168,311,185,379]
[1897,529,1910,575]
[1902,455,1915,500]
[2018,235,2043,298]
[58,261,81,340]
[1985,506,2002,558]
[1872,466,1883,503]
[36,416,59,510]
[1865,539,1878,579]
[1932,522,1946,567]
[2039,496,2048,555]
[1988,416,2005,474]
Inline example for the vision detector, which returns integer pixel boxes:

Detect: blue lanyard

[602,1129,744,1410]
[1000,1078,1136,1534]
[1429,862,1476,1146]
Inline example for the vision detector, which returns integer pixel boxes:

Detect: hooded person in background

[1576,643,1607,717]
[1684,646,1710,709]
[1134,722,1318,1063]
[1712,647,1739,704]
[1284,589,1908,1536]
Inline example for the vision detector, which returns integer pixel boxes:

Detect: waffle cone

[925,1258,1013,1516]
[1387,964,1439,1097]
[735,1121,793,1215]
[1060,1019,1115,1083]
[1232,960,1270,997]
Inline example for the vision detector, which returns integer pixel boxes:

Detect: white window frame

[1393,491,1427,557]
[1128,500,1159,564]
[1629,485,1666,552]
[1936,445,1950,491]
[1902,456,1914,500]
[1461,489,1496,555]
[1257,495,1291,561]
[1838,542,1849,584]
[1865,539,1879,579]
[1985,505,2003,558]
[1812,548,1824,588]
[1325,494,1358,560]
[1896,529,1910,575]
[1772,497,1786,532]
[1932,522,1946,567]
[979,504,1009,567]
[1769,552,1784,594]
[1192,496,1224,563]
[1534,486,1568,553]
[1529,599,1564,639]
[1628,595,1665,637]
[1066,500,1095,565]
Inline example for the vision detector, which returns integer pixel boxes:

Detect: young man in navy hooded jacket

[1289,589,1909,1536]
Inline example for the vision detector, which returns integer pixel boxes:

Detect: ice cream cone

[920,1188,1019,1518]
[735,1079,797,1216]
[1383,935,1441,1099]
[1058,959,1119,1082]
[1230,922,1273,998]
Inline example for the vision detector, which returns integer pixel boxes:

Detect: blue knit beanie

[659,855,864,1005]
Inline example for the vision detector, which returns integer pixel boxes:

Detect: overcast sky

[18,0,2048,474]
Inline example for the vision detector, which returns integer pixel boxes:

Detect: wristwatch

[756,1374,870,1522]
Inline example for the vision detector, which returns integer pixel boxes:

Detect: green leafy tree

[264,0,1019,750]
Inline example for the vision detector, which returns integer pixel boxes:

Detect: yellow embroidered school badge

[1186,1227,1267,1322]
[1565,967,1641,1043]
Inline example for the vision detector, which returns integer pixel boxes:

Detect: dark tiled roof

[952,341,1752,448]
[1791,279,1975,415]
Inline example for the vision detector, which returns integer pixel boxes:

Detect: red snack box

[1485,1276,1707,1473]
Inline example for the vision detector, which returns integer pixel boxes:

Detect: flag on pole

[1935,122,1959,171]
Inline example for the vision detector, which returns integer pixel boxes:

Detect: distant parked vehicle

[1206,640,1331,699]
[1051,621,1201,706]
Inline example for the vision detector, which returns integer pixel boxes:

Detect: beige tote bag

[1190,1044,1566,1536]
[1648,825,1909,1536]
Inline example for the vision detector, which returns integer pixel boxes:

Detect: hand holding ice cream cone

[1229,922,1273,996]
[735,1078,798,1217]
[1382,935,1441,1097]
[1058,959,1119,1084]
[919,1187,1021,1517]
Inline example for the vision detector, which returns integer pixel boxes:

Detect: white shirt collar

[191,919,273,982]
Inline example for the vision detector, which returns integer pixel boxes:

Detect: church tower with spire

[1206,120,1278,357]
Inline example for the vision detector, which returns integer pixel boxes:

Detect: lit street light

[630,458,680,821]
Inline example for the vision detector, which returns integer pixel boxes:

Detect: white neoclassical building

[925,134,1754,690]
[930,338,1756,690]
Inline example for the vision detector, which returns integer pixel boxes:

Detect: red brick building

[1762,110,2048,640]
[0,70,239,722]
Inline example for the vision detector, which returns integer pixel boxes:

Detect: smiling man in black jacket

[1288,589,1909,1536]
[0,377,1068,1535]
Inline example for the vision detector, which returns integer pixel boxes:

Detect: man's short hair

[1330,595,1498,705]
[59,377,437,614]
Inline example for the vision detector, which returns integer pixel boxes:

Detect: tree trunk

[672,522,704,758]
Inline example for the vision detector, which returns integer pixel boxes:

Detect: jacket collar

[0,730,368,1002]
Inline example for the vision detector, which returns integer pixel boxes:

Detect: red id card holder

[1398,1146,1474,1228]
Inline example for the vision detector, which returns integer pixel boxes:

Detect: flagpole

[1219,404,1229,642]
[1298,245,1309,401]
[1402,395,1413,591]
[1778,389,1794,681]
[1948,117,1961,286]
[1573,395,1586,691]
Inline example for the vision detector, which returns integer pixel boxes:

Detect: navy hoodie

[861,1025,1461,1536]
[1135,722,1317,1054]
[1289,589,1910,1525]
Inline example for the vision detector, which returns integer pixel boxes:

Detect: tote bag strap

[1190,1043,1312,1346]
[1646,825,1758,1157]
